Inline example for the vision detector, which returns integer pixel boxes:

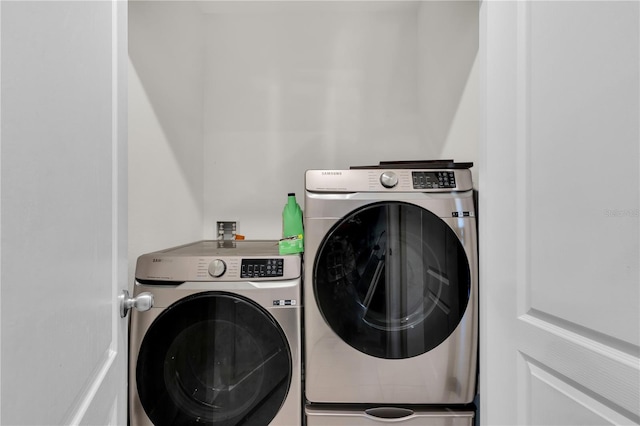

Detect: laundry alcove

[127,0,480,286]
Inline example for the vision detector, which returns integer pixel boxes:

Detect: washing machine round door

[314,201,471,359]
[136,292,291,426]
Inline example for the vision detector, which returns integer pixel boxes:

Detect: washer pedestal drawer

[305,405,474,426]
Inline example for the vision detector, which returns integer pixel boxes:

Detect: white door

[0,1,128,424]
[480,1,639,425]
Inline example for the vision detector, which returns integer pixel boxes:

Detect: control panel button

[208,259,227,277]
[380,171,398,188]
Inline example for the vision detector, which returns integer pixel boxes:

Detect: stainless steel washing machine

[304,162,478,407]
[129,240,302,426]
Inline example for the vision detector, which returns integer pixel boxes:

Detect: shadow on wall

[128,1,205,206]
[418,1,479,162]
[128,1,207,285]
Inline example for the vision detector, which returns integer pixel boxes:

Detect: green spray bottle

[279,193,304,254]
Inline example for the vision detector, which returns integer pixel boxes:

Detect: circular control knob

[208,259,226,278]
[380,171,398,188]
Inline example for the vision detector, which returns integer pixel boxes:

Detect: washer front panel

[135,292,292,426]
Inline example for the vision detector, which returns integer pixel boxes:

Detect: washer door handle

[119,289,154,318]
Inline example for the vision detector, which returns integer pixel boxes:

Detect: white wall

[202,1,479,239]
[128,0,479,246]
[418,1,479,186]
[128,1,205,285]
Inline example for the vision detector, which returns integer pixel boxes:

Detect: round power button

[208,259,226,277]
[380,171,398,188]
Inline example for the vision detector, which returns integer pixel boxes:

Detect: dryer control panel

[305,168,473,193]
[412,171,456,189]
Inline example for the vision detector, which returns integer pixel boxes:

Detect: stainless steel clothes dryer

[129,240,302,426]
[304,163,478,405]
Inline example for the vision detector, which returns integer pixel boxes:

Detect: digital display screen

[412,171,456,189]
[241,258,284,278]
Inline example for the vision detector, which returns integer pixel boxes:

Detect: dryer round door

[136,291,292,426]
[313,201,471,359]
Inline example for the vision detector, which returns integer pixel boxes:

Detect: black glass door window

[314,202,471,359]
[136,292,291,426]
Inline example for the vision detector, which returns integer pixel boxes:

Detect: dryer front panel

[312,201,471,360]
[134,291,292,426]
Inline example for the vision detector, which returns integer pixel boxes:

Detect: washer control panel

[241,258,284,278]
[412,171,456,189]
[135,240,302,283]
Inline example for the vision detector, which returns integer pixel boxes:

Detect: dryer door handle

[119,290,154,318]
[364,407,414,421]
